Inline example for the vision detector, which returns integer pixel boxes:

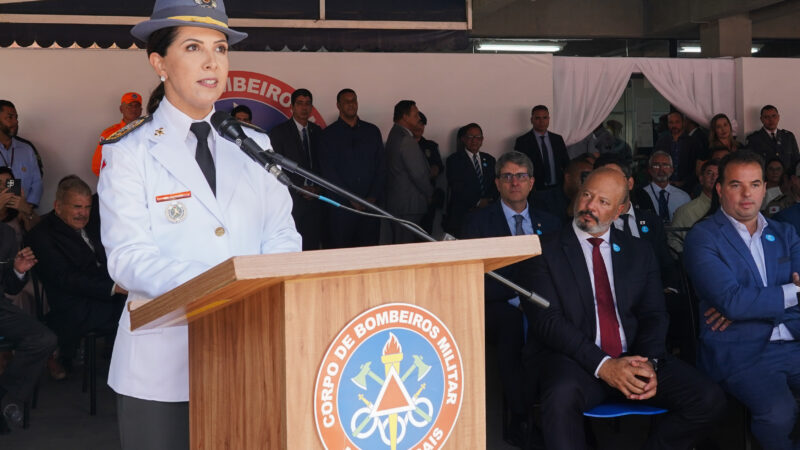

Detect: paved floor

[0,348,758,450]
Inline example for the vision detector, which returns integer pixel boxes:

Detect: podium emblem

[314,303,464,449]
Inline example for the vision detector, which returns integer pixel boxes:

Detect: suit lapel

[214,136,248,218]
[492,202,512,237]
[561,227,596,328]
[147,131,224,224]
[715,212,764,286]
[762,223,779,286]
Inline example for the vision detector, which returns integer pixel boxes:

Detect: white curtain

[636,58,737,133]
[552,56,737,146]
[551,57,636,146]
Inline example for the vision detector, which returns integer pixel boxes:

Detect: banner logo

[314,303,463,450]
[216,70,326,132]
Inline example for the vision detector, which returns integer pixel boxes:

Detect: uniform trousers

[117,394,189,450]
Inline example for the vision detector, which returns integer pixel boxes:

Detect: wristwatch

[647,357,660,373]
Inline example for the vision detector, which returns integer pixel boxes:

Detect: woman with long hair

[709,113,742,152]
[97,1,301,448]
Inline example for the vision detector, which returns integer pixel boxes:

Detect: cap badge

[194,0,217,7]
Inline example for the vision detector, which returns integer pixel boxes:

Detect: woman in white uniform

[97,1,301,448]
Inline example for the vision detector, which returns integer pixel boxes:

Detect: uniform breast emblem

[165,202,187,223]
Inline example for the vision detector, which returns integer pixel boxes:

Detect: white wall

[0,48,554,210]
[737,57,800,139]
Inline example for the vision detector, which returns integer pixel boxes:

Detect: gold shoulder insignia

[100,115,153,145]
[239,121,268,134]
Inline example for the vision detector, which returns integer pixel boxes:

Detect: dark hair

[336,88,356,103]
[667,110,684,121]
[760,104,778,116]
[0,100,14,111]
[0,166,13,178]
[459,123,482,138]
[231,104,252,120]
[291,88,313,105]
[419,112,427,126]
[393,100,416,122]
[766,157,784,168]
[700,158,720,174]
[593,153,632,178]
[531,105,549,115]
[145,27,180,115]
[496,151,534,177]
[566,153,595,174]
[716,150,765,186]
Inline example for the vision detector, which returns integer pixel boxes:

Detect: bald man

[523,167,725,450]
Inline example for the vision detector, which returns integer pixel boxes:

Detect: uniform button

[215,227,225,237]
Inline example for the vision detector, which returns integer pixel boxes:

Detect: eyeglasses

[465,135,484,140]
[650,163,673,169]
[498,172,531,182]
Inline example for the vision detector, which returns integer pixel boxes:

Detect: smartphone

[5,178,21,196]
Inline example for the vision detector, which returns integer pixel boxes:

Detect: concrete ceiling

[472,0,800,39]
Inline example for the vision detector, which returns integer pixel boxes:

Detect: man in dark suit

[523,167,725,450]
[654,111,702,192]
[444,123,498,237]
[533,153,593,224]
[319,89,385,248]
[385,100,432,243]
[513,105,568,191]
[269,88,325,250]
[747,105,800,171]
[26,176,125,369]
[462,151,560,446]
[685,151,800,450]
[0,223,56,431]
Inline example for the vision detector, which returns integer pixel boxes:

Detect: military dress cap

[131,0,247,45]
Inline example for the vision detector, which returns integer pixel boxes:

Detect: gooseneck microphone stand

[210,112,549,309]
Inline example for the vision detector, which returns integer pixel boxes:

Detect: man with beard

[522,167,725,450]
[0,100,42,208]
[654,111,702,192]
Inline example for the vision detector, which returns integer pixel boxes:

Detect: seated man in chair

[522,167,725,450]
[26,175,125,371]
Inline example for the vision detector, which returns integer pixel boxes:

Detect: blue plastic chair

[583,403,667,418]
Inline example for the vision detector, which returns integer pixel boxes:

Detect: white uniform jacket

[97,98,301,402]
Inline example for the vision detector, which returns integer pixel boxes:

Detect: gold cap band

[167,15,229,28]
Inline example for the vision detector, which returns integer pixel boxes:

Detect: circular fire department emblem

[314,303,464,449]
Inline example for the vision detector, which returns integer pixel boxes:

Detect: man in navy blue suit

[525,167,724,450]
[685,151,800,450]
[462,151,559,446]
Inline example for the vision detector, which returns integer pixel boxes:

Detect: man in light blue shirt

[0,101,43,207]
[685,151,800,450]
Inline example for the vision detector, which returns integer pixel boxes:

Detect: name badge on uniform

[165,202,187,223]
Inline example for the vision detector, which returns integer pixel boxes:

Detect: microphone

[210,111,292,186]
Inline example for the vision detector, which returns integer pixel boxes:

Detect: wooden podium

[130,235,541,449]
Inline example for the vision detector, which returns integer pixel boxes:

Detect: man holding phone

[0,101,42,208]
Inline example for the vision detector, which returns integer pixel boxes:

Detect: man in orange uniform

[91,92,142,176]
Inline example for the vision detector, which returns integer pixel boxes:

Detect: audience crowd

[1,90,799,449]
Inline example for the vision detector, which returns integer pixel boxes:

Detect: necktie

[190,122,216,196]
[770,132,777,143]
[301,127,312,169]
[513,214,525,236]
[473,153,485,196]
[539,135,552,186]
[618,213,633,236]
[79,228,95,253]
[658,189,669,222]
[587,238,622,358]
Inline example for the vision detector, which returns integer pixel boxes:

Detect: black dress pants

[538,352,726,450]
[0,299,57,402]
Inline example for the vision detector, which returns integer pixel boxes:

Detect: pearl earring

[160,75,166,82]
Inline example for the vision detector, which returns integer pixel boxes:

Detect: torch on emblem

[349,332,434,449]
